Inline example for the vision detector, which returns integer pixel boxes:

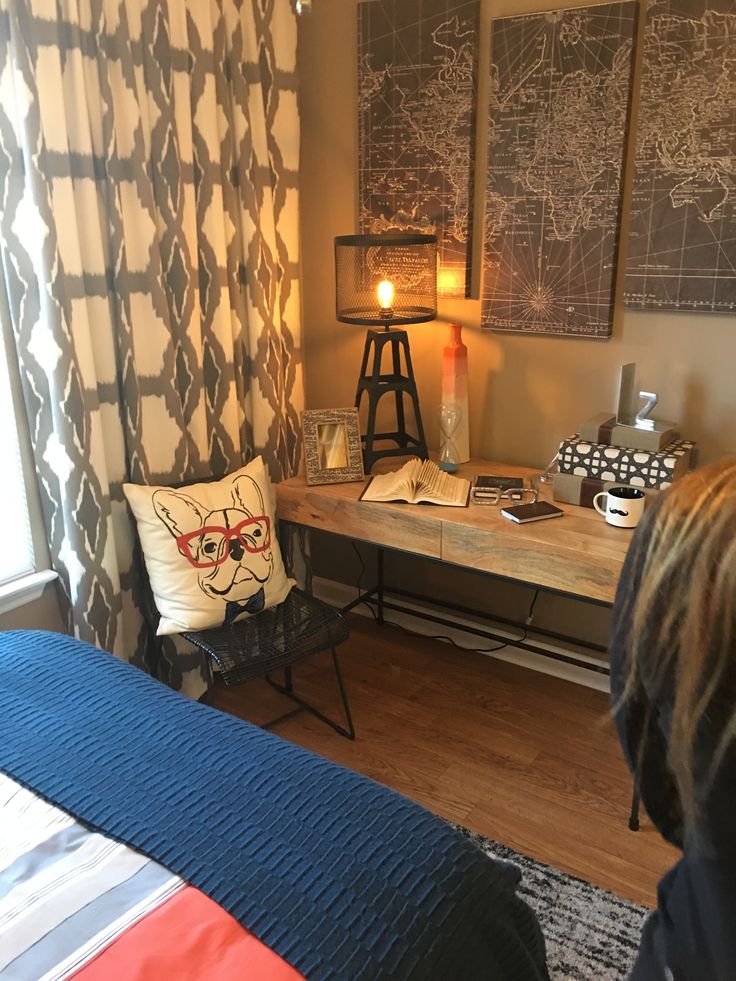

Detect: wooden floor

[209,616,677,909]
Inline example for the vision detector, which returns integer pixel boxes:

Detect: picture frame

[302,408,365,486]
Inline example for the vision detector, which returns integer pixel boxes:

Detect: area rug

[456,827,650,980]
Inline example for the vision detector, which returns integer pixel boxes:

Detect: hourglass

[438,403,463,473]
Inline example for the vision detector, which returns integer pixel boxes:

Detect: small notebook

[360,458,470,507]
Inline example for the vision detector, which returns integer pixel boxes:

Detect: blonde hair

[619,458,736,832]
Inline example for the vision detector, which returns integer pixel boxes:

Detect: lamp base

[354,328,428,473]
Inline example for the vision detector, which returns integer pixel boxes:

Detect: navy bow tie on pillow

[224,588,266,625]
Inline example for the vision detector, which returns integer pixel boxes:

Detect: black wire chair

[133,476,355,741]
[182,586,355,740]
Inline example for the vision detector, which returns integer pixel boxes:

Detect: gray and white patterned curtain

[0,0,303,696]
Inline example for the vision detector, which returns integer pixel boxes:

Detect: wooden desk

[276,459,633,606]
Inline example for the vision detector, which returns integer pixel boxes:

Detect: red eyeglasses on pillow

[175,516,271,569]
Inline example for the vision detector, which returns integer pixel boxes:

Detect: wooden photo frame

[302,408,365,486]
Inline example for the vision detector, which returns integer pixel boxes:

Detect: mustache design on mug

[593,486,647,529]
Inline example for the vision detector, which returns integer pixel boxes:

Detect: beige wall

[297,0,736,646]
[0,588,65,633]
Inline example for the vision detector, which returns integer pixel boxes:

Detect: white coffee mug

[593,485,646,529]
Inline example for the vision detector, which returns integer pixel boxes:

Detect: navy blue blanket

[0,631,548,980]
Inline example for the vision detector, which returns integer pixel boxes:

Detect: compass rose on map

[524,283,557,317]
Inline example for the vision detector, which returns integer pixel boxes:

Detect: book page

[415,460,469,506]
[362,459,422,503]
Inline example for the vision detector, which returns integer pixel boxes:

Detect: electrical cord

[351,541,539,655]
[526,588,540,625]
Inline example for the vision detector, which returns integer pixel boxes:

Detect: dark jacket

[609,503,736,981]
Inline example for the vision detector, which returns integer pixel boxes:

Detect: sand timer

[438,403,463,473]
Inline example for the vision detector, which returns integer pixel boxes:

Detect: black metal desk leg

[377,548,385,625]
[629,786,640,831]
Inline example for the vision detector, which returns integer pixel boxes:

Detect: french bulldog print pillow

[124,457,294,635]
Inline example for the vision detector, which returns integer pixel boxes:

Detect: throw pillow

[123,457,294,636]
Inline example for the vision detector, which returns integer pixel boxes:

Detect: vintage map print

[358,0,480,298]
[483,3,637,337]
[624,0,736,313]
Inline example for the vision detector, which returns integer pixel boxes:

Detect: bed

[0,631,549,980]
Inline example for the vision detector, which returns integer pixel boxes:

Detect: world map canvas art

[482,3,638,337]
[624,0,736,313]
[358,0,480,298]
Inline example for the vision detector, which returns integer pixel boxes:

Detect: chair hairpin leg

[329,646,356,739]
[265,647,355,740]
[262,705,304,729]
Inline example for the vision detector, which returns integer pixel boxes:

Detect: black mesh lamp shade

[335,233,438,327]
[334,234,437,473]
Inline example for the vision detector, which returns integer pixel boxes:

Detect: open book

[360,458,470,507]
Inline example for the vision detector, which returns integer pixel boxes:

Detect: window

[0,331,35,585]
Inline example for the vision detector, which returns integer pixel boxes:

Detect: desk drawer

[441,524,618,605]
[277,490,442,559]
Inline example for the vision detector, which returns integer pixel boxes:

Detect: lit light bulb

[377,279,395,311]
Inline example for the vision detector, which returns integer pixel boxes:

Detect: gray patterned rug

[456,828,650,980]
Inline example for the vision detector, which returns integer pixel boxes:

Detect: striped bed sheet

[0,772,301,980]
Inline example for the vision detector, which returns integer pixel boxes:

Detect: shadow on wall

[681,375,736,461]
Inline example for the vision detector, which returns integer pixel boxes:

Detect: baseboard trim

[312,575,610,694]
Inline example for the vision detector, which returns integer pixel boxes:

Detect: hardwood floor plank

[291,672,542,768]
[208,617,677,908]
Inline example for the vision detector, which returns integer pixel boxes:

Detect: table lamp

[334,233,437,473]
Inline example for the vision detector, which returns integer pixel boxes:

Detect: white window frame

[0,319,57,615]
